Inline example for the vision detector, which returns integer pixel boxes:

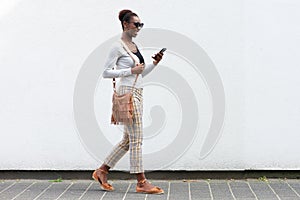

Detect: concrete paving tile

[209,181,234,200]
[286,179,300,184]
[190,181,211,199]
[209,179,228,184]
[229,180,256,199]
[248,180,278,199]
[101,181,131,200]
[79,182,106,200]
[286,179,300,197]
[57,181,92,200]
[34,181,71,200]
[168,182,189,200]
[268,180,300,199]
[235,198,256,200]
[0,181,33,200]
[0,180,16,193]
[14,181,51,200]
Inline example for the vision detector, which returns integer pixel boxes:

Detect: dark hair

[118,9,138,30]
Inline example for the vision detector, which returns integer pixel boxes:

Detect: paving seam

[267,182,281,200]
[245,181,258,200]
[227,181,237,200]
[99,191,107,200]
[55,182,73,200]
[33,182,53,200]
[78,181,93,200]
[188,182,192,200]
[207,181,213,200]
[167,182,170,200]
[285,180,300,198]
[122,183,131,200]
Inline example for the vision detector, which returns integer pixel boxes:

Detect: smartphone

[159,48,167,53]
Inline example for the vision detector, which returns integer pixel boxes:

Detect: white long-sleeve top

[102,41,156,88]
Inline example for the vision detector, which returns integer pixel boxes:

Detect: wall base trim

[1,170,300,180]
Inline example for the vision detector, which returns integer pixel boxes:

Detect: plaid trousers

[104,85,144,173]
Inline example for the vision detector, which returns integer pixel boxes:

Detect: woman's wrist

[131,67,137,74]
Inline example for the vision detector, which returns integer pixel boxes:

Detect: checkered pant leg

[103,129,129,168]
[103,86,144,174]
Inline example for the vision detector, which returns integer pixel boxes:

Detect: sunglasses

[130,22,144,29]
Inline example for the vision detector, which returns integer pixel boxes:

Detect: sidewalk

[1,179,300,200]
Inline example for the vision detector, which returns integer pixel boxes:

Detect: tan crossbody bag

[111,40,139,125]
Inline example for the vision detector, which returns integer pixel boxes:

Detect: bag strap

[120,39,140,64]
[112,40,140,92]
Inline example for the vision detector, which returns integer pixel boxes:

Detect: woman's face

[124,16,143,38]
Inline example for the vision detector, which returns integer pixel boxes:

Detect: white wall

[0,0,299,170]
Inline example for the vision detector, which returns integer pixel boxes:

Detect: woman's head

[119,9,144,37]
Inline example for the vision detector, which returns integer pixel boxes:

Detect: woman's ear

[123,21,128,29]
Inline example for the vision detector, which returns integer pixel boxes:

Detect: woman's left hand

[152,52,164,65]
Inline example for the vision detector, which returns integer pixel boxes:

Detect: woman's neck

[121,32,133,43]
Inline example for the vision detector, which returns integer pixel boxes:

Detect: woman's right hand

[131,63,144,74]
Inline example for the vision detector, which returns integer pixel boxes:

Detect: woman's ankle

[136,173,146,183]
[99,164,110,172]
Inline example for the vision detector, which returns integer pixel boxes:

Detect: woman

[92,9,164,194]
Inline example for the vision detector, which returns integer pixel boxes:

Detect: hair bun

[119,9,132,22]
